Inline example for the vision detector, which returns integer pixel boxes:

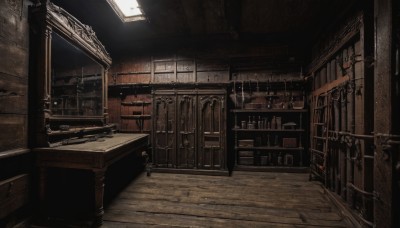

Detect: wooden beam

[312,75,349,97]
[374,0,395,227]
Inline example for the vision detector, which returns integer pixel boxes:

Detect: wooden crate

[282,138,297,148]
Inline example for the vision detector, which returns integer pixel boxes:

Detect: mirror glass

[51,32,103,117]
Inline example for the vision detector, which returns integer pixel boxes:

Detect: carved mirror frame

[30,0,112,146]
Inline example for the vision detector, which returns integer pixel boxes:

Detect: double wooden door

[152,89,226,171]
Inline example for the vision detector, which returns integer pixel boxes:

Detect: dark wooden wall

[0,0,30,151]
[107,46,305,173]
[0,0,397,227]
[0,0,32,226]
[108,45,304,133]
[308,1,399,227]
[308,5,374,226]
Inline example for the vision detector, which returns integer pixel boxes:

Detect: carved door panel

[176,93,197,168]
[153,93,176,168]
[198,92,226,170]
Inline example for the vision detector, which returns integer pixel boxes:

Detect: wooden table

[34,133,149,226]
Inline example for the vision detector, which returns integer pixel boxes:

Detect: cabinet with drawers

[152,89,227,173]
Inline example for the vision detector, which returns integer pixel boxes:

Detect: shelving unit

[152,89,227,173]
[231,108,307,171]
[120,97,152,133]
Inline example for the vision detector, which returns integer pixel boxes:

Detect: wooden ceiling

[51,0,355,58]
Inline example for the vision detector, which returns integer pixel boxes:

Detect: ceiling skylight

[106,0,145,22]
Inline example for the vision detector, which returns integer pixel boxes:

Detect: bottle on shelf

[277,152,283,166]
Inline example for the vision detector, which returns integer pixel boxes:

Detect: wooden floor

[103,171,350,228]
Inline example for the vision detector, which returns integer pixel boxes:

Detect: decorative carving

[43,2,112,66]
[6,0,20,14]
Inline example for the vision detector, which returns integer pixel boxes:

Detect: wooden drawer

[0,174,30,219]
[238,151,254,157]
[238,140,254,147]
[239,157,254,165]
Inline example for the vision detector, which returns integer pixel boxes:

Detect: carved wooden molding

[6,0,21,14]
[32,1,112,68]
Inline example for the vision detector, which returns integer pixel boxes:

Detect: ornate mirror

[51,33,103,117]
[30,0,112,146]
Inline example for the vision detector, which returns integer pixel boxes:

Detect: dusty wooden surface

[103,172,351,227]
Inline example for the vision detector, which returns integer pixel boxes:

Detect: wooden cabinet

[198,91,226,170]
[229,80,308,172]
[152,89,226,173]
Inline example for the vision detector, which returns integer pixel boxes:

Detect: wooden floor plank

[106,200,345,227]
[103,171,350,228]
[104,210,324,228]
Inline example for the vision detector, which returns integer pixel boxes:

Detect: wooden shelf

[235,146,304,151]
[229,79,305,85]
[231,109,307,113]
[121,101,151,106]
[197,69,228,72]
[312,75,350,96]
[120,115,151,119]
[109,82,229,88]
[114,71,151,75]
[232,128,304,132]
[52,95,100,99]
[154,70,175,74]
[230,81,308,172]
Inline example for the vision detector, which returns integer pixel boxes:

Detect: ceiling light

[107,0,145,22]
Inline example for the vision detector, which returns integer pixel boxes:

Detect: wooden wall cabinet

[152,89,227,173]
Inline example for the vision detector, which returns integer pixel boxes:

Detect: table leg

[38,167,47,218]
[93,169,105,227]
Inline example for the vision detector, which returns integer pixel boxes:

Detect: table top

[34,133,149,169]
[35,133,148,153]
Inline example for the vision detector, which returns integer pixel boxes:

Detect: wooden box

[238,151,254,157]
[0,174,29,219]
[282,138,297,148]
[239,157,254,165]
